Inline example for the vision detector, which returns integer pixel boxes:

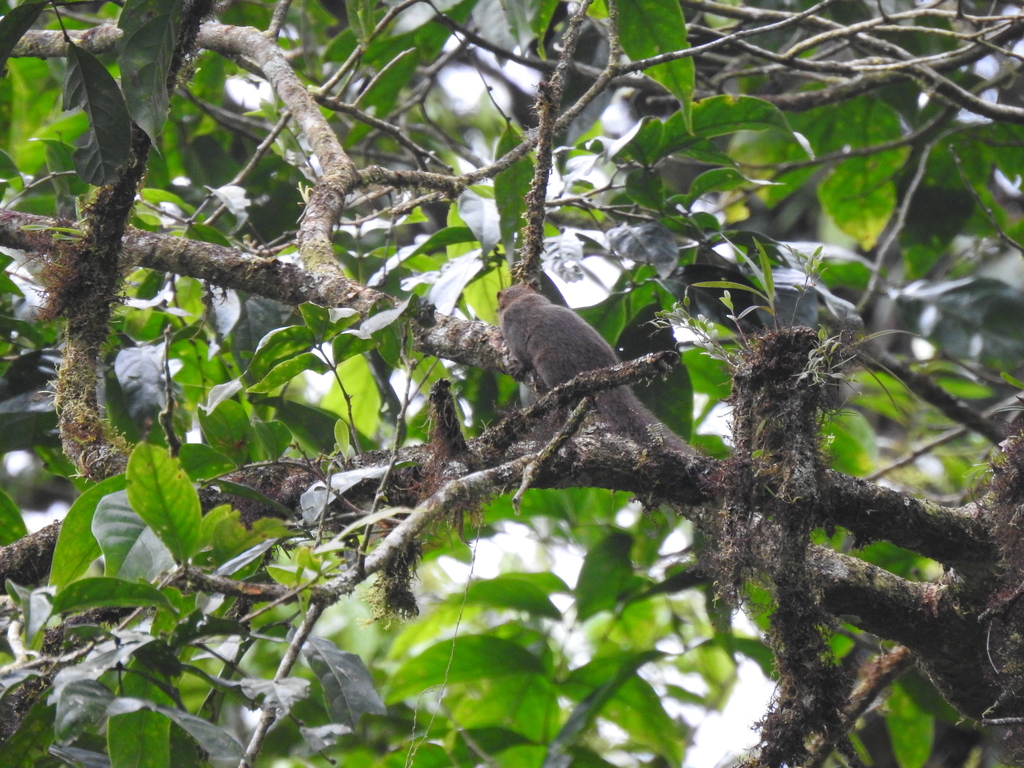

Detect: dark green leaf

[247,351,330,394]
[247,325,316,381]
[118,0,183,140]
[106,698,244,761]
[0,1,46,76]
[54,679,113,744]
[303,636,386,727]
[897,277,1024,366]
[178,443,235,482]
[62,42,131,185]
[50,577,174,614]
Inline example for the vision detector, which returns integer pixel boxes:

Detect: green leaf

[118,0,183,140]
[93,490,175,580]
[1002,371,1024,389]
[247,351,330,394]
[464,574,563,620]
[50,577,174,614]
[108,674,172,768]
[178,443,235,482]
[106,698,244,761]
[692,94,789,138]
[0,486,26,545]
[126,443,202,563]
[387,635,544,702]
[198,400,255,466]
[823,410,877,477]
[618,0,694,126]
[819,154,901,249]
[248,325,316,381]
[575,532,639,620]
[887,683,934,768]
[54,679,113,744]
[546,650,664,766]
[303,636,387,727]
[273,400,341,455]
[897,277,1024,367]
[62,42,131,185]
[0,1,47,76]
[50,474,127,589]
[789,97,908,249]
[253,419,293,460]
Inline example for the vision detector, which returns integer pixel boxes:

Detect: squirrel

[497,284,692,454]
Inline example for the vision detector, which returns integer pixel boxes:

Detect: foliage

[0,0,1023,767]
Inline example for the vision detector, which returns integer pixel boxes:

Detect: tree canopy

[2,0,1024,766]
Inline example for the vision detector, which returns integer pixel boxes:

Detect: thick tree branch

[815,547,997,719]
[196,24,359,274]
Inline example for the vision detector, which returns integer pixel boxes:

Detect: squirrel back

[497,285,691,453]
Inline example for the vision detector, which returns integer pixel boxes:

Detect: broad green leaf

[247,351,330,393]
[692,95,789,138]
[50,577,174,614]
[108,673,172,768]
[248,325,316,381]
[887,683,933,768]
[178,443,235,482]
[332,333,374,365]
[575,531,641,620]
[54,679,112,744]
[303,636,387,727]
[789,97,907,248]
[320,354,381,439]
[618,0,693,126]
[106,698,244,761]
[0,1,47,76]
[819,154,902,249]
[62,42,131,185]
[684,167,752,208]
[198,400,255,466]
[387,635,544,702]
[547,650,664,765]
[0,486,26,545]
[451,673,557,744]
[464,574,562,619]
[823,410,876,477]
[50,474,127,589]
[126,443,202,563]
[253,419,293,460]
[118,0,183,140]
[207,510,288,566]
[273,400,342,455]
[93,490,175,580]
[897,277,1024,367]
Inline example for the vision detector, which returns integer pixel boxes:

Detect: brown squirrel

[497,284,692,453]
